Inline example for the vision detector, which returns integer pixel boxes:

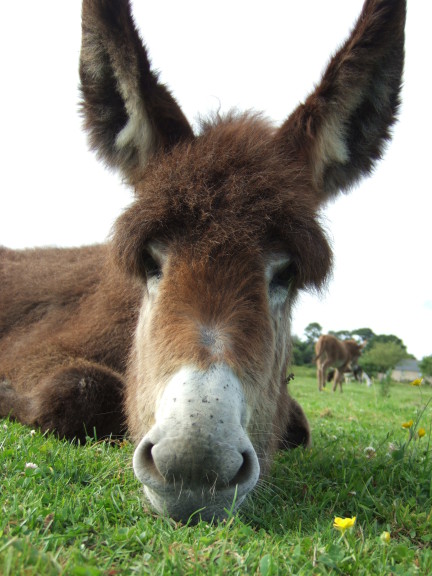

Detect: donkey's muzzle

[132,364,260,522]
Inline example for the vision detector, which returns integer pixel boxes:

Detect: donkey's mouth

[142,482,251,524]
[134,436,260,522]
[140,450,260,523]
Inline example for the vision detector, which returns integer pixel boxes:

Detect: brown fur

[315,335,366,392]
[0,245,140,441]
[0,0,405,517]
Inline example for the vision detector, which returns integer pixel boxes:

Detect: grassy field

[1,367,431,575]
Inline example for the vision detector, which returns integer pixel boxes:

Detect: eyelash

[142,252,162,280]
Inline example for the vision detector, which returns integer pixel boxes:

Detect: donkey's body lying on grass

[0,0,405,522]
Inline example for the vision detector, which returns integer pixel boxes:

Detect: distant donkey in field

[0,0,405,522]
[316,335,366,392]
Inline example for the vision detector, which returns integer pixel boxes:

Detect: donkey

[0,0,405,522]
[316,335,366,392]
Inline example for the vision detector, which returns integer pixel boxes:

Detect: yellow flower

[418,428,426,438]
[401,420,414,429]
[333,516,356,534]
[410,378,423,386]
[380,531,391,544]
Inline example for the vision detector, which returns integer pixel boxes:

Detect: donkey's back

[1,245,104,333]
[0,244,140,441]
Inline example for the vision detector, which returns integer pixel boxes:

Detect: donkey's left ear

[79,0,194,181]
[276,0,406,205]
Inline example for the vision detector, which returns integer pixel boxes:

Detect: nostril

[142,441,154,464]
[133,439,165,484]
[229,450,255,487]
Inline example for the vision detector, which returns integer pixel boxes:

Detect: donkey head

[80,0,405,522]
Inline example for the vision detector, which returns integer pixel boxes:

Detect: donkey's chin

[142,483,253,524]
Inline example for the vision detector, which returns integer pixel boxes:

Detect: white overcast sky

[1,1,431,360]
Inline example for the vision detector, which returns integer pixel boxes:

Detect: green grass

[1,368,432,575]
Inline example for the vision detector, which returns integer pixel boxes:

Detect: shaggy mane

[114,112,332,289]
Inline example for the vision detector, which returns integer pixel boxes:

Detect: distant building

[392,359,431,384]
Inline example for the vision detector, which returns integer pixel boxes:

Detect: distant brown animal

[316,335,366,392]
[0,0,405,522]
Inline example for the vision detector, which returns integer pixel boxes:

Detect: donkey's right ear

[79,0,194,181]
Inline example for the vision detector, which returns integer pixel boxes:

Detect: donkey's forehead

[132,115,316,238]
[113,114,332,287]
[140,115,306,188]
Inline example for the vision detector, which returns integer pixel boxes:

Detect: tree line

[292,323,432,378]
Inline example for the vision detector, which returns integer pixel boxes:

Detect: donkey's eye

[142,252,162,280]
[270,262,295,291]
